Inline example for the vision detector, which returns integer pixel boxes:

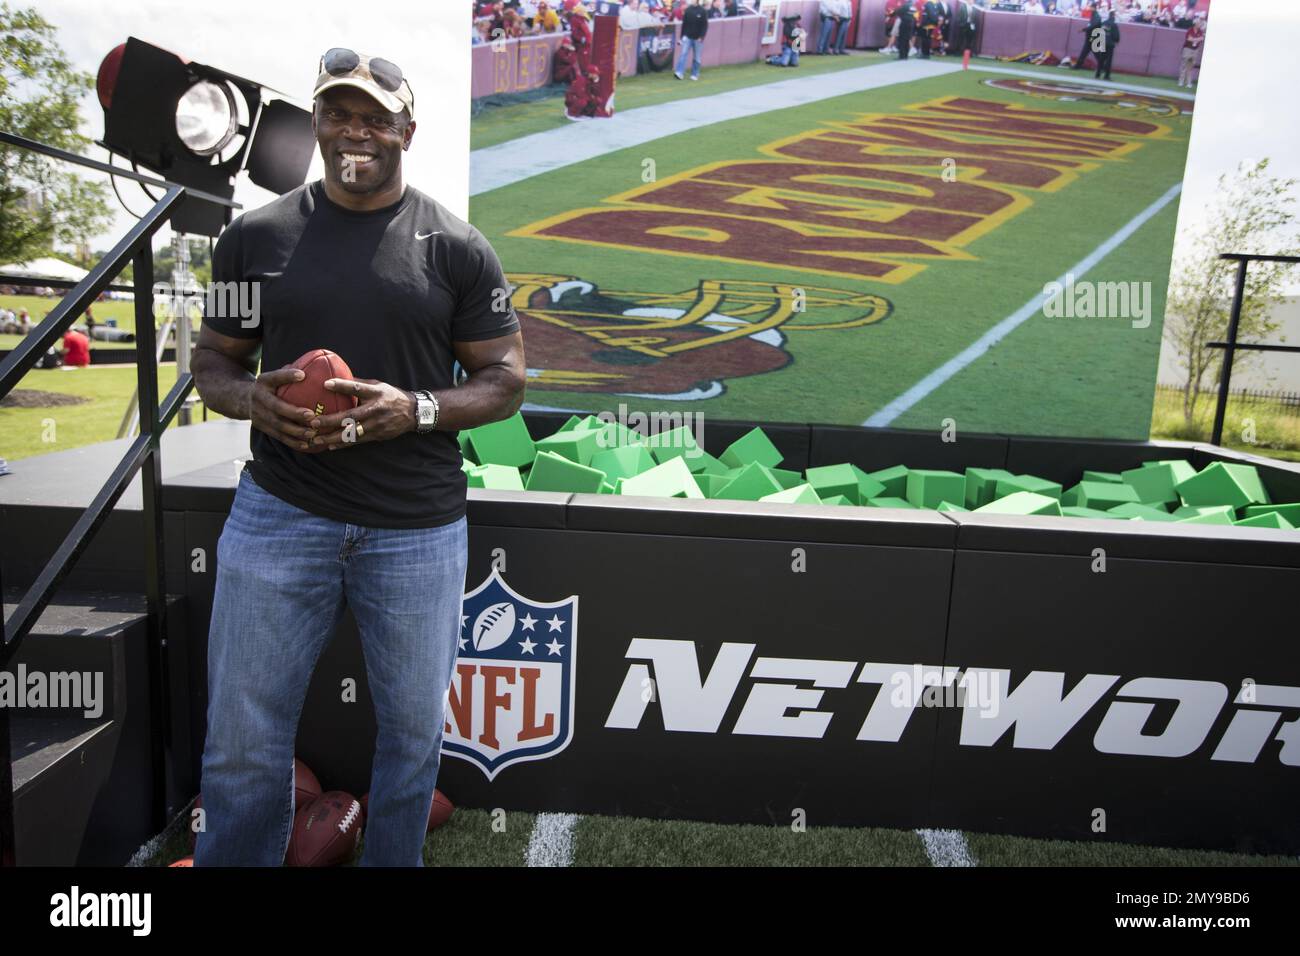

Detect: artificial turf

[469,59,1193,438]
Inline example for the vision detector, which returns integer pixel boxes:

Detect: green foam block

[1081,470,1124,483]
[905,469,966,510]
[645,425,702,465]
[467,463,525,491]
[1242,503,1300,525]
[1063,480,1140,510]
[525,450,605,493]
[771,467,804,490]
[534,428,602,467]
[697,473,735,498]
[466,413,536,468]
[805,463,885,505]
[714,461,783,501]
[1173,504,1236,520]
[619,456,704,498]
[1121,460,1196,507]
[590,444,656,482]
[995,474,1064,501]
[1108,502,1178,522]
[974,491,1062,516]
[866,465,909,498]
[865,496,917,509]
[1177,510,1234,526]
[1061,505,1118,519]
[821,494,852,507]
[720,427,783,470]
[686,449,730,477]
[1234,511,1295,530]
[937,501,968,513]
[760,483,822,505]
[964,468,1016,509]
[1176,461,1271,509]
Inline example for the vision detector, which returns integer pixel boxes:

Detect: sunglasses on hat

[320,48,405,94]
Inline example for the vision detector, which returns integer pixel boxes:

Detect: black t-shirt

[202,179,520,528]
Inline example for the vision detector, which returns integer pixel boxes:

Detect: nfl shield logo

[443,569,579,780]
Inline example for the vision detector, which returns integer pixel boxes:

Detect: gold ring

[356,423,365,438]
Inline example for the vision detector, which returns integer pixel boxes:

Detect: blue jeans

[194,470,468,867]
[676,36,703,78]
[818,15,838,53]
[768,43,800,66]
[835,17,849,53]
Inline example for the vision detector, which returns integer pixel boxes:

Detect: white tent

[0,256,89,283]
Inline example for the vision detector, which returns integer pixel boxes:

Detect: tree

[0,4,114,265]
[1162,158,1300,427]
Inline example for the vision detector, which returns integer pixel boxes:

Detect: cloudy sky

[1170,1,1300,260]
[30,0,1300,263]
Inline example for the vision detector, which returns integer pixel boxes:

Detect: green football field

[141,806,1297,867]
[469,57,1194,439]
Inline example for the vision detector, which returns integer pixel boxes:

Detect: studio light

[174,80,238,156]
[96,37,315,237]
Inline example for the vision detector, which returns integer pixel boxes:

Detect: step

[3,588,180,865]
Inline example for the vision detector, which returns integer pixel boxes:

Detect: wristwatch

[413,389,439,433]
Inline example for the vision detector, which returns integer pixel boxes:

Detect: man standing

[896,2,915,59]
[817,0,839,56]
[1072,3,1102,69]
[833,0,852,55]
[1095,6,1118,79]
[951,0,976,64]
[191,50,526,867]
[675,0,709,80]
[919,0,938,58]
[1179,13,1204,88]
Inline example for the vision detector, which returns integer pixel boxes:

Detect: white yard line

[470,58,960,194]
[525,812,581,867]
[916,828,979,867]
[863,182,1183,428]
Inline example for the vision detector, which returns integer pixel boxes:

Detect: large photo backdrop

[469,3,1203,438]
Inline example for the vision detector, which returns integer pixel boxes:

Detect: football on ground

[286,791,363,867]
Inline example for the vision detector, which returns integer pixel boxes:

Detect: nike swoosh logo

[415,230,442,240]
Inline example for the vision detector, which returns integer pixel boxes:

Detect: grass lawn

[137,803,1299,867]
[1150,385,1300,462]
[0,363,214,461]
[1,294,139,333]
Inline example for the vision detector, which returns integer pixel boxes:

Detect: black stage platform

[3,418,1299,857]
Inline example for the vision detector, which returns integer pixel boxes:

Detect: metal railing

[1206,253,1300,446]
[0,130,239,866]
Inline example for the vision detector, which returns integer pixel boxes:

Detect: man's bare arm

[439,331,527,431]
[192,324,320,451]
